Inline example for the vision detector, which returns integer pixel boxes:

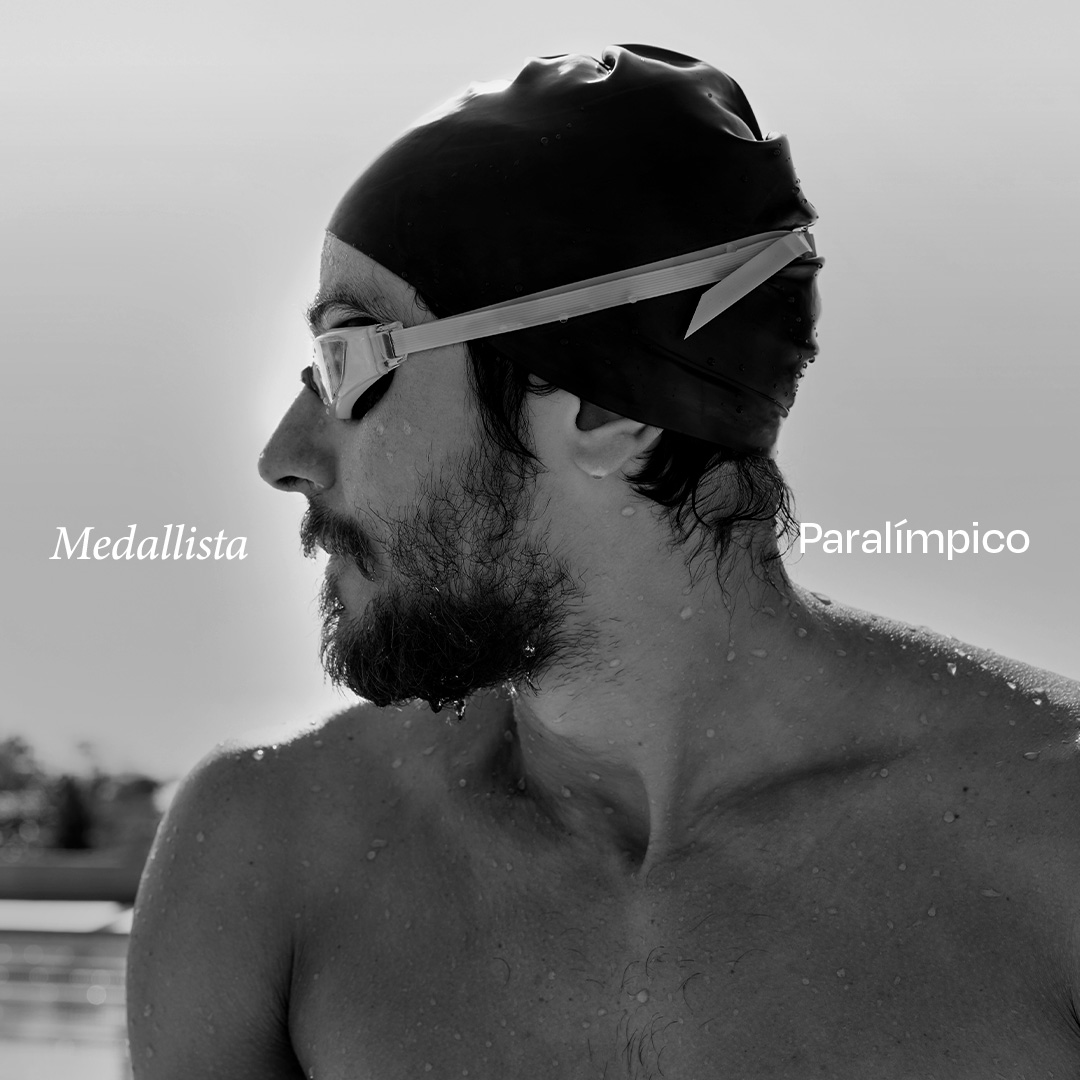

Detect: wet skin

[128,615,1080,1078]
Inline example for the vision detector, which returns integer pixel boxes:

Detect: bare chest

[287,812,1080,1079]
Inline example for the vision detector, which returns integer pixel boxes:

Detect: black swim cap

[327,44,823,453]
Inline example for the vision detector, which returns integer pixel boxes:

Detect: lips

[300,502,377,580]
[325,546,374,581]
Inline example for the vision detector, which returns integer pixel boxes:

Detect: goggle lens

[313,337,347,401]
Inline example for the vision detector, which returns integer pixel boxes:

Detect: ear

[569,401,663,480]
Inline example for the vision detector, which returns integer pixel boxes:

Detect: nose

[258,389,336,495]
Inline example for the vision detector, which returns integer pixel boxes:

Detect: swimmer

[127,44,1080,1078]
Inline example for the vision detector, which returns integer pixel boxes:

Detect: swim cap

[327,44,822,453]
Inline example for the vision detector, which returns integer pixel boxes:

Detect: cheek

[335,419,437,509]
[338,353,477,500]
[401,348,475,433]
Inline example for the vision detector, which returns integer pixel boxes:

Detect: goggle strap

[386,229,814,359]
[684,231,815,339]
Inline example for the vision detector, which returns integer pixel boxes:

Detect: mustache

[299,501,376,571]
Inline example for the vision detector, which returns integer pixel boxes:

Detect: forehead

[313,234,433,331]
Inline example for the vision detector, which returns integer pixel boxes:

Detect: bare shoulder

[818,600,1080,1009]
[126,702,418,1079]
[815,596,1080,864]
[830,602,1080,933]
[259,689,517,881]
[817,597,1079,736]
[126,727,311,1077]
[127,694,511,1074]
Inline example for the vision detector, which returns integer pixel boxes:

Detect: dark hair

[465,338,798,584]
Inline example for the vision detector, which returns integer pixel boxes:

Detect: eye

[327,316,395,422]
[305,315,399,421]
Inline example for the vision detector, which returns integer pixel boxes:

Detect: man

[127,45,1080,1078]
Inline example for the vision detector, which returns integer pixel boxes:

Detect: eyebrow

[304,284,402,336]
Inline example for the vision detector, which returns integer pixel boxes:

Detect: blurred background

[1,0,1077,1075]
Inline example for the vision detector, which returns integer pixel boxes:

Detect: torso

[271,616,1080,1078]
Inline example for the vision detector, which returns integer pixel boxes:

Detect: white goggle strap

[385,227,815,360]
[682,230,816,338]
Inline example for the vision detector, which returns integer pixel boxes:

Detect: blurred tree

[0,735,162,858]
[0,736,44,791]
[0,737,46,848]
[53,774,92,850]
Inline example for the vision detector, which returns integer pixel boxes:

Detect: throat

[498,716,683,871]
[462,691,719,875]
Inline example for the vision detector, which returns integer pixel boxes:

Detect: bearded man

[127,44,1080,1079]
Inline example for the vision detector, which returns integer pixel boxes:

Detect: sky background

[2,0,1077,780]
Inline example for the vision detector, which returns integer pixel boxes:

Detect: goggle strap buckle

[374,323,408,371]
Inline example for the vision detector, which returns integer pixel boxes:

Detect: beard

[299,435,593,713]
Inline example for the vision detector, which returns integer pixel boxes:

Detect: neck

[505,553,868,872]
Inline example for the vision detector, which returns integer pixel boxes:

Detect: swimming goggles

[309,228,815,419]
